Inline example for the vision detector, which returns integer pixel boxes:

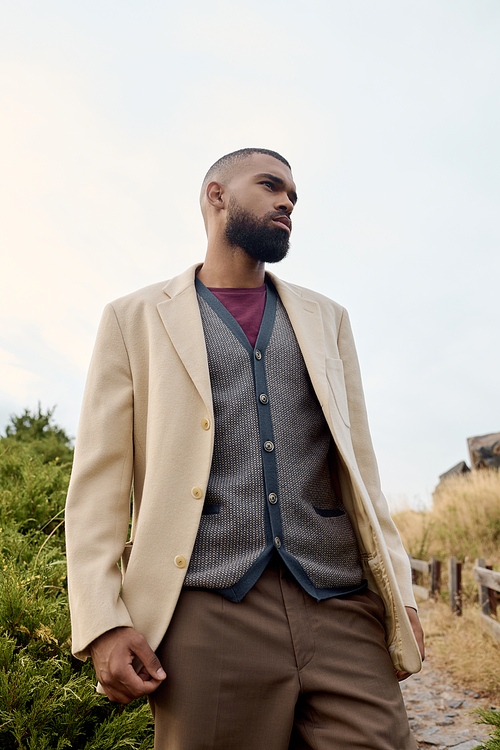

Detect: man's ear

[206,181,227,211]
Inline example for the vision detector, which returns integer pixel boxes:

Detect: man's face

[224,154,297,264]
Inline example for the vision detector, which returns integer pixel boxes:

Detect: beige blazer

[65,263,421,674]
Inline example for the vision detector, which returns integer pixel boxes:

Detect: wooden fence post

[487,565,498,617]
[448,557,462,615]
[430,558,441,598]
[473,562,500,643]
[476,558,490,615]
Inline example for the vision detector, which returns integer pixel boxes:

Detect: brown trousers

[150,558,416,750]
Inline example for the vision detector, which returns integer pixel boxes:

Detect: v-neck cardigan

[184,278,364,601]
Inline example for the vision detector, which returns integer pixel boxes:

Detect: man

[65,148,424,749]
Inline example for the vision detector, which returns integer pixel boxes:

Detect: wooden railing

[409,554,500,642]
[474,558,500,642]
[408,555,441,600]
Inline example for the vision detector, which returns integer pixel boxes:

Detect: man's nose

[275,193,294,213]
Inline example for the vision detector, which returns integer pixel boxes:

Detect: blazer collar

[267,271,329,413]
[157,264,213,415]
[161,263,202,300]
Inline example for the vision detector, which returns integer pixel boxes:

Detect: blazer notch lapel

[157,284,213,416]
[272,280,330,413]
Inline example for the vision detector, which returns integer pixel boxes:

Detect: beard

[224,197,290,264]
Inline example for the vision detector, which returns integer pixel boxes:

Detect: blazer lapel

[156,265,213,417]
[269,273,330,415]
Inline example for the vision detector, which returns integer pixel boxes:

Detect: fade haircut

[200,148,291,203]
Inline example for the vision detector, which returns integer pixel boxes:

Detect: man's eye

[261,181,273,189]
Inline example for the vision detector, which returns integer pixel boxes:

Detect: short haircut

[201,148,291,196]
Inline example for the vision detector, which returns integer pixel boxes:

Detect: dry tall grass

[421,600,500,700]
[392,469,500,698]
[393,469,500,564]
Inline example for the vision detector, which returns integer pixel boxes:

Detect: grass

[393,469,500,611]
[418,600,500,700]
[392,469,500,749]
[393,469,500,564]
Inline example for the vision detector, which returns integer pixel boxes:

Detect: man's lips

[272,215,292,233]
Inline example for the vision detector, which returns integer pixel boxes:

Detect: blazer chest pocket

[325,357,350,428]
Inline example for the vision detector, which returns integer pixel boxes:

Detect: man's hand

[89,626,166,703]
[396,607,425,682]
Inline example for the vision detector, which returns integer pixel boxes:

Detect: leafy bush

[0,408,154,749]
[4,404,74,465]
[0,442,70,534]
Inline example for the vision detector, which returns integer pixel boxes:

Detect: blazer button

[191,487,203,499]
[174,555,186,568]
[201,418,211,430]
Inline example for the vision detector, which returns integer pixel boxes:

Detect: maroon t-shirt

[208,284,266,349]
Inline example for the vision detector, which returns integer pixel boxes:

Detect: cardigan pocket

[312,506,345,517]
[202,503,221,515]
[325,357,350,428]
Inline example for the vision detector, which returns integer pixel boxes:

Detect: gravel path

[401,642,496,748]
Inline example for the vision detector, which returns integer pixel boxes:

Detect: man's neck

[197,246,266,289]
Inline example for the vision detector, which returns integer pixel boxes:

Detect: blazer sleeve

[65,303,135,660]
[337,307,417,610]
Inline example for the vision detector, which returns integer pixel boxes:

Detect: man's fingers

[137,665,151,681]
[131,640,167,681]
[106,654,164,696]
[90,626,166,704]
[100,662,163,701]
[103,684,136,704]
[120,667,163,695]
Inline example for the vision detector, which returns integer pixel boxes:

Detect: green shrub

[474,709,500,750]
[0,442,70,535]
[0,408,154,749]
[3,405,74,466]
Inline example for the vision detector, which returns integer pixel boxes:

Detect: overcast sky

[1,0,499,509]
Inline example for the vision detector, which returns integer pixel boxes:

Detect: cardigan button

[255,350,262,360]
[263,441,274,453]
[191,487,203,499]
[174,555,186,568]
[268,493,278,505]
[259,394,268,404]
[274,537,282,549]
